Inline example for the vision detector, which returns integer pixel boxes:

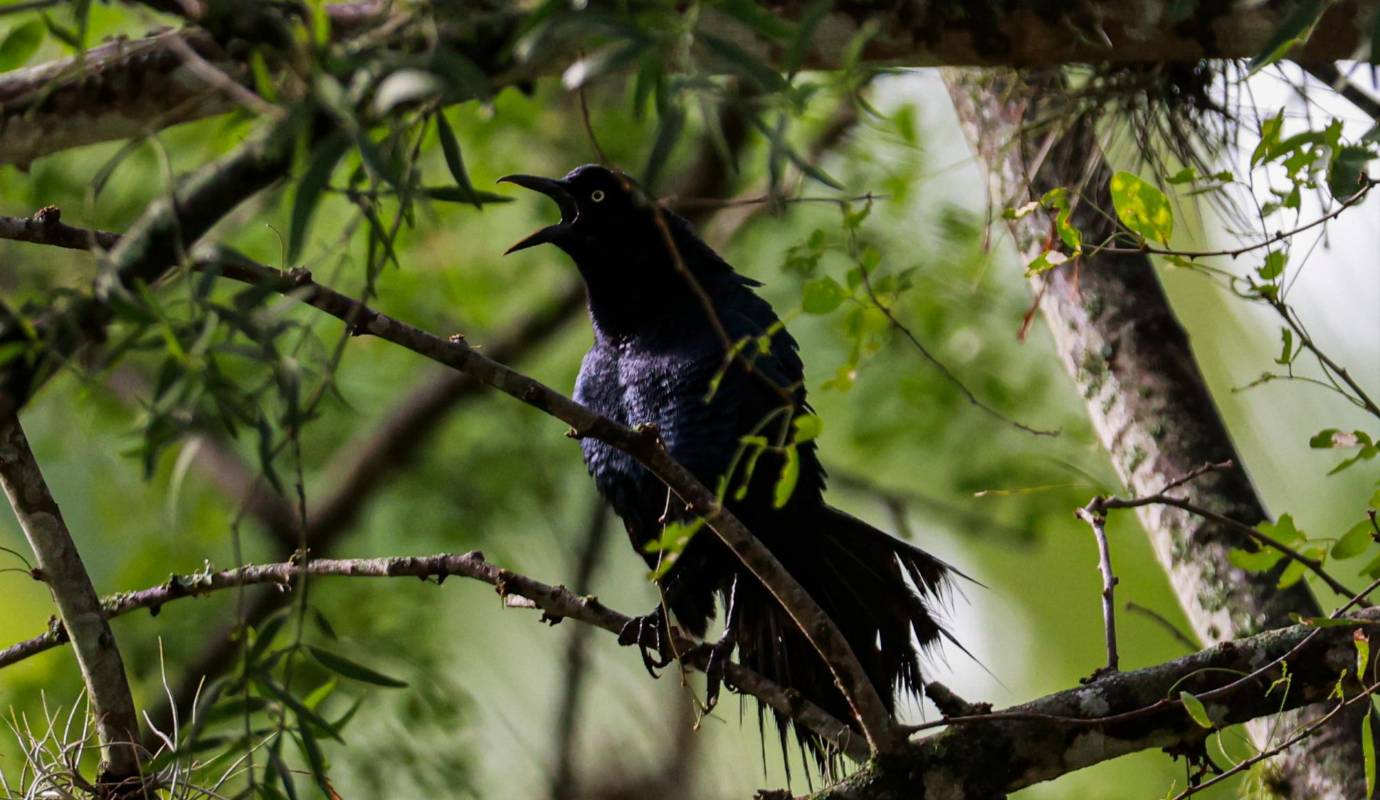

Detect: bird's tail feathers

[730,506,955,782]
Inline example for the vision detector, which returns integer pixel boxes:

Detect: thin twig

[852,226,1060,438]
[1125,602,1198,652]
[0,550,869,763]
[1075,503,1118,677]
[1097,493,1360,601]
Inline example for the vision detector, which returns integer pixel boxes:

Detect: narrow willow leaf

[1365,710,1376,800]
[288,133,351,264]
[307,645,408,688]
[434,112,480,208]
[1248,0,1327,75]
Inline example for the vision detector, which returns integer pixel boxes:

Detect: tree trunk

[942,68,1370,798]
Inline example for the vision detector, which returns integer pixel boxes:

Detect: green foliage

[1109,171,1174,246]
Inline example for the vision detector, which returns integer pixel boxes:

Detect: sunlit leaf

[1179,691,1214,729]
[1333,520,1374,560]
[773,445,800,508]
[1109,171,1173,245]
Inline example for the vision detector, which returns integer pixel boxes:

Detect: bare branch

[1074,503,1118,677]
[0,212,899,755]
[0,549,869,763]
[815,608,1380,797]
[0,416,142,786]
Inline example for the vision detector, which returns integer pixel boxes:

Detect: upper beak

[499,174,577,254]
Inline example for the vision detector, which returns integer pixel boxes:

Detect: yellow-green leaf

[773,446,800,508]
[1180,691,1213,729]
[1333,520,1374,560]
[1109,171,1173,245]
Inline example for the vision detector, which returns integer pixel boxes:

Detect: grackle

[501,164,954,774]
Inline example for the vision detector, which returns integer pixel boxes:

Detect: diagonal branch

[0,416,142,786]
[814,608,1380,797]
[202,251,902,754]
[0,217,901,755]
[0,549,869,763]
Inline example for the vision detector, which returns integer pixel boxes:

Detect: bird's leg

[703,574,739,712]
[617,604,674,678]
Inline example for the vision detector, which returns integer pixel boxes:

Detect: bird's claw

[617,607,674,677]
[702,636,737,712]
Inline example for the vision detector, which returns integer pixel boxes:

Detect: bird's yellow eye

[590,190,605,203]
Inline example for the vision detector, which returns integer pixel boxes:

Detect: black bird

[501,164,953,771]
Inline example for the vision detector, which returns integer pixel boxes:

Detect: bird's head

[499,164,650,259]
[500,164,746,337]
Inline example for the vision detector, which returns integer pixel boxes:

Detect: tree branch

[0,215,900,756]
[0,416,142,786]
[2,2,1373,166]
[0,549,869,764]
[202,252,902,755]
[815,608,1380,797]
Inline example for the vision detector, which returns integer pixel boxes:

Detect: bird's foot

[702,635,737,712]
[617,606,674,678]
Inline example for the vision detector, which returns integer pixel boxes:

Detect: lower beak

[499,174,576,254]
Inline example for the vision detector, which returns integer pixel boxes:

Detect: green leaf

[1276,328,1296,366]
[434,112,480,209]
[1257,250,1286,281]
[307,646,407,688]
[773,446,800,509]
[1333,520,1374,560]
[1365,710,1376,800]
[792,414,823,443]
[0,20,44,71]
[645,519,704,580]
[1109,171,1174,245]
[1357,630,1372,682]
[1277,557,1308,589]
[253,676,344,741]
[801,276,845,314]
[699,32,787,93]
[1248,0,1326,74]
[1025,249,1070,277]
[1260,513,1306,545]
[1179,691,1214,729]
[1253,112,1286,167]
[1230,546,1285,573]
[1040,187,1082,253]
[288,132,351,264]
[1329,145,1374,199]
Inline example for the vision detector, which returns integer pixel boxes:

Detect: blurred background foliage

[0,3,1376,799]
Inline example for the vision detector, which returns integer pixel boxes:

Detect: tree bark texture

[0,417,142,785]
[942,68,1371,799]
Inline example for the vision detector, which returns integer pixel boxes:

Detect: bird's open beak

[499,174,577,254]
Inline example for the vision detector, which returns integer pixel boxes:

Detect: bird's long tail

[729,505,954,779]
